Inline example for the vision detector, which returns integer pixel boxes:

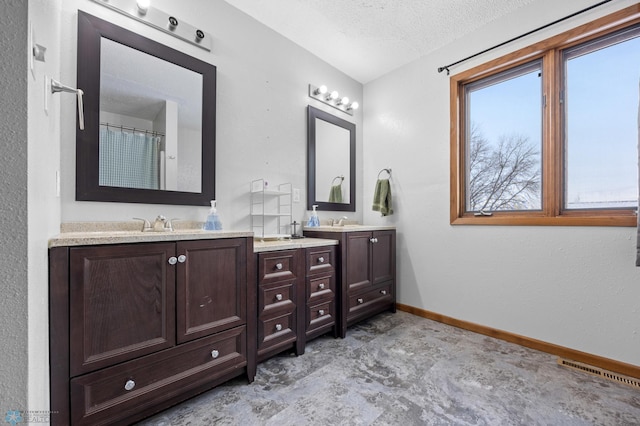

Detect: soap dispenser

[203,200,223,230]
[307,204,320,227]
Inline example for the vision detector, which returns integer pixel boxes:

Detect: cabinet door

[176,239,247,344]
[69,243,176,376]
[371,230,395,285]
[344,232,372,292]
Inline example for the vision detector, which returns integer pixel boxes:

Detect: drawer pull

[275,293,283,301]
[318,283,325,290]
[168,256,177,265]
[124,379,136,391]
[380,290,387,295]
[357,298,364,304]
[211,349,220,359]
[275,323,283,331]
[318,309,325,316]
[318,256,325,263]
[275,263,283,270]
[177,254,187,263]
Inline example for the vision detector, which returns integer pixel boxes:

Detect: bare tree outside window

[467,124,541,212]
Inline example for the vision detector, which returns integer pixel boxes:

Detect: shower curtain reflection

[99,127,162,190]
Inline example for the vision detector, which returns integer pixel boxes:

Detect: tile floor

[138,311,640,425]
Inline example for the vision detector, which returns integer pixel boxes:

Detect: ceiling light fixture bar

[90,0,212,51]
[308,84,358,116]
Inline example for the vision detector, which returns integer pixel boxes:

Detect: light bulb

[326,90,339,101]
[313,85,328,96]
[338,96,349,106]
[137,0,150,14]
[348,102,359,110]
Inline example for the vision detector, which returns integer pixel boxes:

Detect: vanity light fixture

[90,0,212,51]
[308,84,359,116]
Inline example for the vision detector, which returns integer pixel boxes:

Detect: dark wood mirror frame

[76,11,216,206]
[307,106,356,212]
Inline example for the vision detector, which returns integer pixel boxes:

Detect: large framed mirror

[76,11,216,205]
[307,106,356,212]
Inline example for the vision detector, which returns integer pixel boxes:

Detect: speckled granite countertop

[303,225,396,233]
[49,221,252,248]
[49,222,339,250]
[253,237,338,253]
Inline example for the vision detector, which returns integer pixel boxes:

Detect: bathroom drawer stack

[49,237,256,426]
[256,249,305,361]
[303,229,396,338]
[304,245,338,343]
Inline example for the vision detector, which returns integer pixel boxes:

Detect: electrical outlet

[293,188,300,203]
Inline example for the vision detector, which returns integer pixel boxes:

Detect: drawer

[306,247,335,275]
[259,280,296,313]
[348,283,393,314]
[70,326,247,426]
[307,274,335,303]
[258,250,299,284]
[258,311,296,354]
[306,299,335,334]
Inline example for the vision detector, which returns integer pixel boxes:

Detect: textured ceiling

[223,0,538,83]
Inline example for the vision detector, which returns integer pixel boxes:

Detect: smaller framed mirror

[307,106,356,212]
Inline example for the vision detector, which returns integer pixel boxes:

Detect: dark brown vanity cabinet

[304,246,337,342]
[256,249,304,361]
[304,229,396,338]
[49,237,256,426]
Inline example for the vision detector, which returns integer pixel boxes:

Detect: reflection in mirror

[307,106,356,212]
[76,11,216,206]
[315,120,350,204]
[99,38,202,193]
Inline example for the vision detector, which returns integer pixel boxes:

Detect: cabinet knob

[370,238,378,243]
[318,282,325,290]
[177,254,187,263]
[211,349,219,359]
[275,323,283,331]
[275,263,283,270]
[318,256,324,263]
[168,256,177,265]
[357,298,364,304]
[275,293,283,301]
[318,309,325,316]
[124,379,136,391]
[380,290,387,295]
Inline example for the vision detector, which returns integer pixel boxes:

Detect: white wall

[58,0,363,228]
[363,0,640,366]
[28,0,64,415]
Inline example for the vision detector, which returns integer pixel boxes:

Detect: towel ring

[377,168,392,179]
[332,175,344,185]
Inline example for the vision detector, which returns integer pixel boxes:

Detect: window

[450,6,640,226]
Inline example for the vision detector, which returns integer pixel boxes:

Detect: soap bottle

[203,200,223,230]
[307,204,320,227]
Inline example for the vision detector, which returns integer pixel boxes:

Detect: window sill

[451,213,637,227]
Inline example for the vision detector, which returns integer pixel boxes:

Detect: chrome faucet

[134,215,175,232]
[329,216,348,226]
